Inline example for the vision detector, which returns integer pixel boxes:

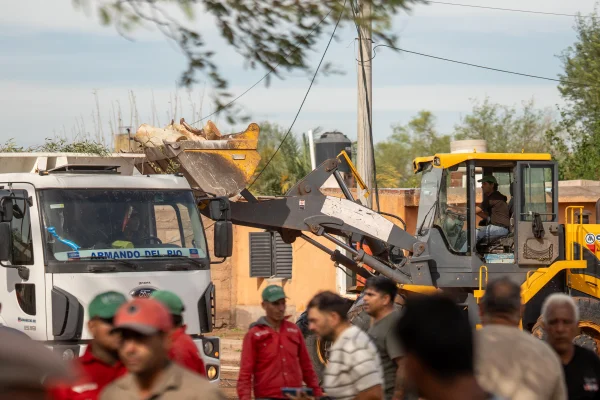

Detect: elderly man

[474,277,567,400]
[542,293,600,400]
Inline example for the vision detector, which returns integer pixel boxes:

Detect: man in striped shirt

[307,291,384,400]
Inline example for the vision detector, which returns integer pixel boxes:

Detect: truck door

[0,183,46,339]
[515,162,560,266]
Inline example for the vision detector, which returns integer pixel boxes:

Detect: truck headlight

[207,365,217,380]
[203,341,214,356]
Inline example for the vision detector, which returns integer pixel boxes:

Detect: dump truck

[98,120,600,378]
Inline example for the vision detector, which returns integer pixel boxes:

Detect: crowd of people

[1,277,600,399]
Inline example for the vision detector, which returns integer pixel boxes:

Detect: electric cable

[426,1,591,18]
[248,0,347,189]
[189,9,334,126]
[373,44,596,87]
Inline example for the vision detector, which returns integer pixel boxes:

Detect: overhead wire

[248,0,347,189]
[350,0,380,212]
[372,44,596,88]
[189,10,334,126]
[426,1,591,18]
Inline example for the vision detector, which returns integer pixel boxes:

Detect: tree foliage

[454,97,556,153]
[546,9,600,180]
[76,0,422,123]
[375,111,450,188]
[0,138,111,155]
[250,122,311,196]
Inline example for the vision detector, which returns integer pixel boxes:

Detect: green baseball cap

[88,291,127,319]
[262,285,287,303]
[151,290,185,316]
[478,175,497,184]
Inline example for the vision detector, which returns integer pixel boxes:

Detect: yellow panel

[412,152,552,172]
[521,260,587,304]
[397,284,440,295]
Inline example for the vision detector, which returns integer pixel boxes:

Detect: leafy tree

[454,97,556,153]
[0,138,110,155]
[250,122,311,196]
[375,111,450,188]
[76,0,423,123]
[546,8,600,180]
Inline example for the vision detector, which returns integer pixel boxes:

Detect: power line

[373,44,595,87]
[189,10,334,126]
[248,0,347,189]
[426,1,590,18]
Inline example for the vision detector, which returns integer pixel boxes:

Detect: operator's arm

[297,332,323,396]
[236,331,255,400]
[392,358,406,400]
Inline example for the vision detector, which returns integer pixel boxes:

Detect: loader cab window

[436,163,469,253]
[521,166,555,222]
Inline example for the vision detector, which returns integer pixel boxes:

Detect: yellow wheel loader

[135,121,600,376]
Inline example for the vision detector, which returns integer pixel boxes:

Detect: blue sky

[0,0,596,148]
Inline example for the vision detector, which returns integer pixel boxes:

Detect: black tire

[296,311,327,385]
[531,296,600,355]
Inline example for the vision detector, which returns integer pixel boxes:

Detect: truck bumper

[48,335,221,384]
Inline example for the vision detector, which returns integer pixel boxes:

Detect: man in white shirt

[307,291,384,400]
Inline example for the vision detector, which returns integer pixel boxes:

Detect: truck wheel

[531,296,600,355]
[296,311,328,384]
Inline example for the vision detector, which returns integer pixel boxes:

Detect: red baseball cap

[111,298,173,335]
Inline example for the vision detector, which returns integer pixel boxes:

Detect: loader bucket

[135,122,261,198]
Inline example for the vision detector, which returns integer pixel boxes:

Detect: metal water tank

[314,131,352,173]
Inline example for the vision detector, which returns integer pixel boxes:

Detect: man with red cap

[48,291,128,400]
[99,297,224,400]
[151,290,207,377]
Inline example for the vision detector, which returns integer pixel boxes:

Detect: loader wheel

[531,296,600,355]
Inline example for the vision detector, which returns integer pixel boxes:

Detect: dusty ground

[213,328,244,399]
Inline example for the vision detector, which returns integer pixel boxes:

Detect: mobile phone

[281,387,314,396]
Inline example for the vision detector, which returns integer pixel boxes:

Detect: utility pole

[356,0,373,208]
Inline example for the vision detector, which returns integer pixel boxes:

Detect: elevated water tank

[315,131,352,173]
[451,139,487,154]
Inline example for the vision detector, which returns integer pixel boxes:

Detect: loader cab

[414,154,559,267]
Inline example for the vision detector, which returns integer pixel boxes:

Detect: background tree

[375,111,450,188]
[454,97,556,153]
[250,122,312,196]
[77,0,423,123]
[546,8,600,180]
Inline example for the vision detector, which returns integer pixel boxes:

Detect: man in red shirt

[237,285,323,400]
[49,291,128,400]
[151,290,207,377]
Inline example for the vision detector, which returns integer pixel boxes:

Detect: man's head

[112,298,173,375]
[363,276,397,317]
[88,291,127,352]
[307,291,349,342]
[479,276,522,326]
[152,290,185,328]
[541,293,579,355]
[396,294,474,398]
[261,285,287,324]
[478,175,498,195]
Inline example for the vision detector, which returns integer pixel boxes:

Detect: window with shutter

[249,231,293,279]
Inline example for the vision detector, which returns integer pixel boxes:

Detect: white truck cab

[0,153,224,382]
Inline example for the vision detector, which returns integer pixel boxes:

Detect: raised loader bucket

[133,120,261,198]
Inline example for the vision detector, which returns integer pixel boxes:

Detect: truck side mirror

[214,220,233,258]
[208,197,231,221]
[0,222,13,263]
[0,197,13,222]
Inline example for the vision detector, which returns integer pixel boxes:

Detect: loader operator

[473,175,510,251]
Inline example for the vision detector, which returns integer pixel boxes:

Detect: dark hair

[307,291,349,321]
[365,276,397,304]
[172,314,184,327]
[396,294,474,380]
[493,182,499,191]
[480,276,521,316]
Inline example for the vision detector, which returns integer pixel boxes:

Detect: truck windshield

[39,189,208,262]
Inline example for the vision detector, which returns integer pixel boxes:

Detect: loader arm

[206,158,419,284]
